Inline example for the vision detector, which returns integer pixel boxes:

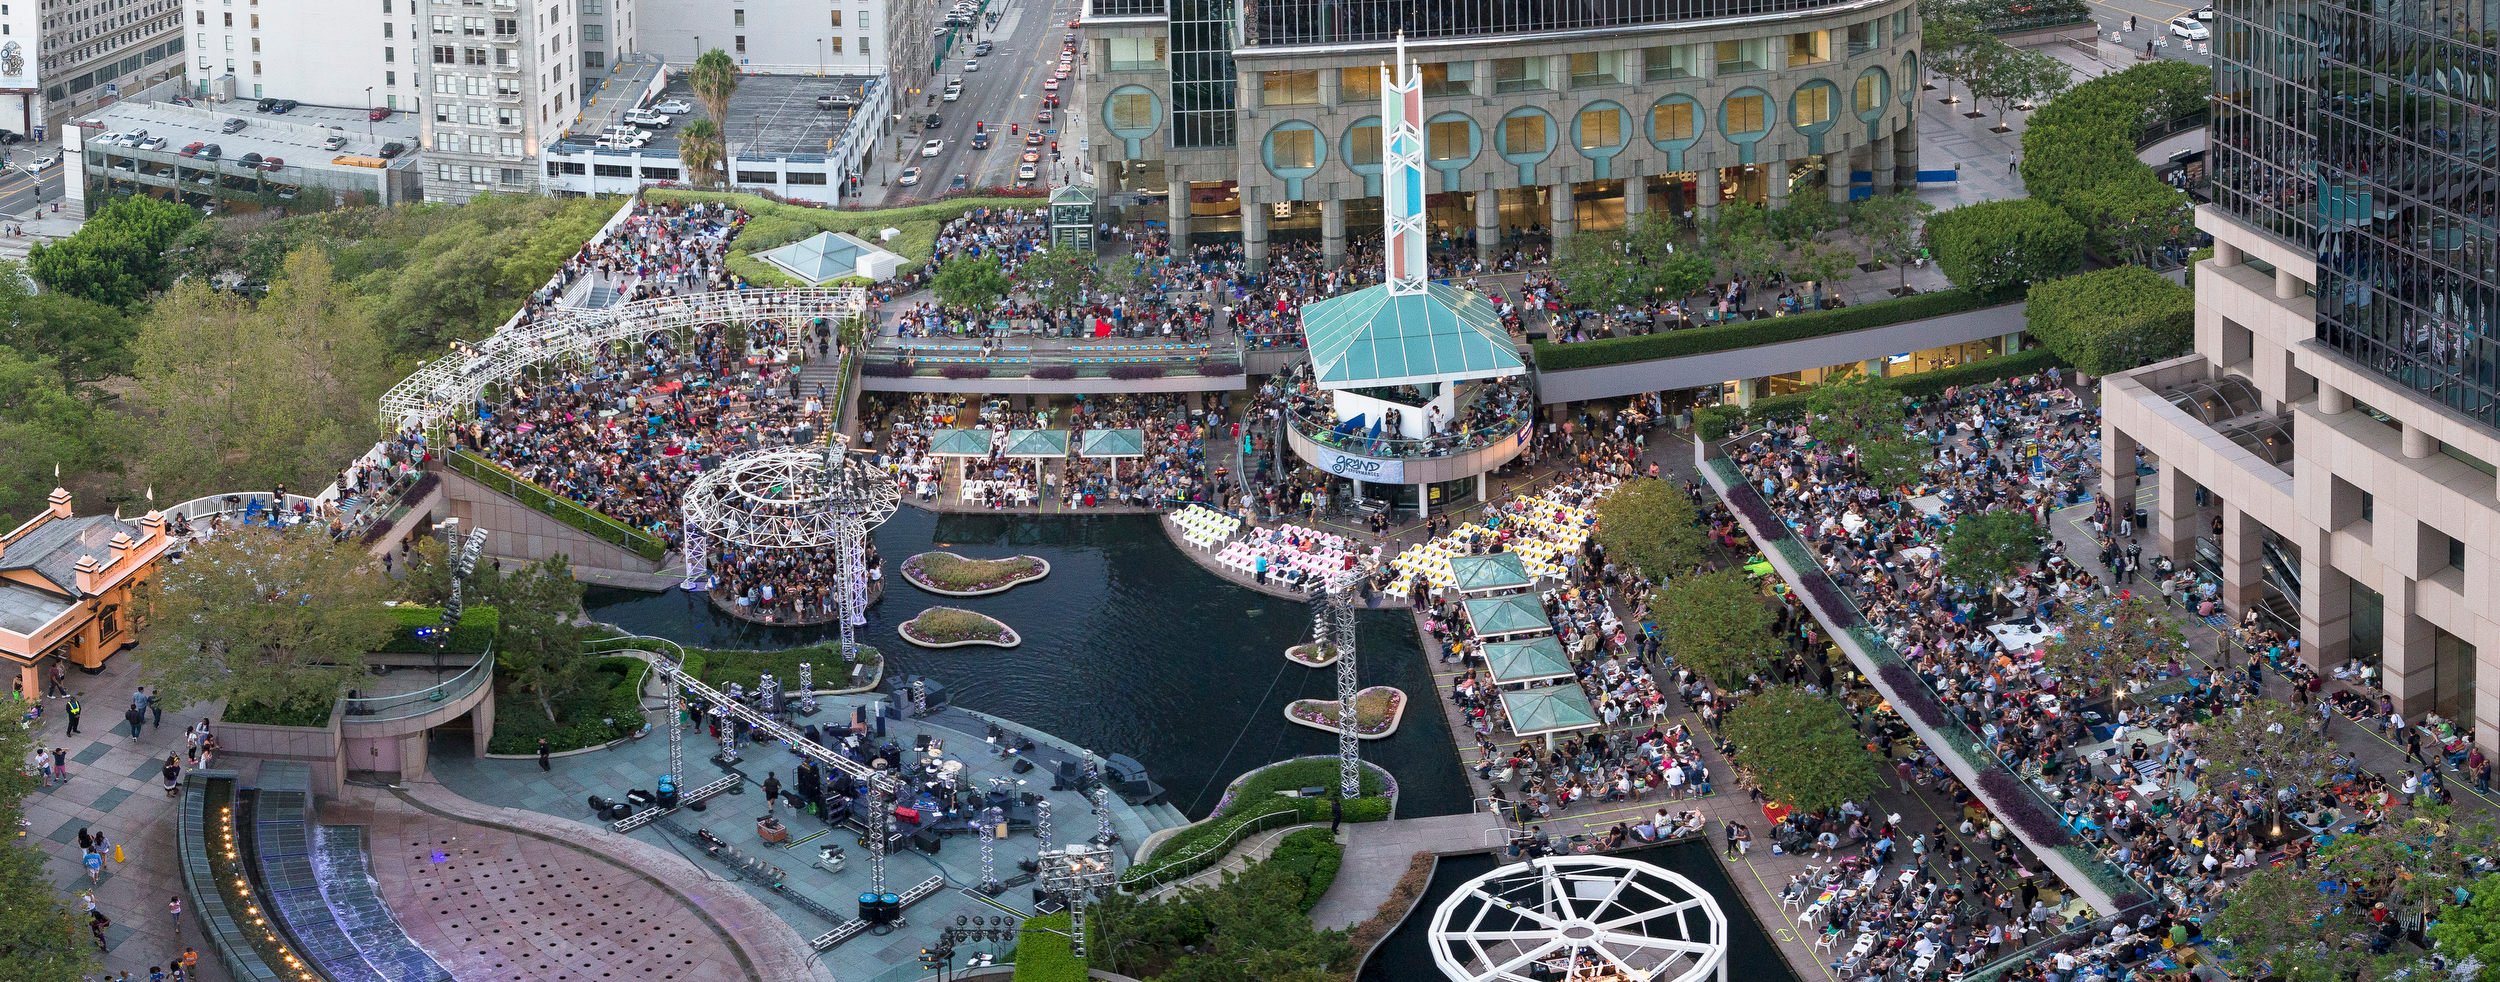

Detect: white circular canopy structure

[680,442,899,551]
[1429,856,1729,982]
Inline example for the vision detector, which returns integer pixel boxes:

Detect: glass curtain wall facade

[1170,0,1239,148]
[2217,0,2500,427]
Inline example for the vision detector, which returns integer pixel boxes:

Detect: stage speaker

[912,828,943,855]
[1011,758,1035,774]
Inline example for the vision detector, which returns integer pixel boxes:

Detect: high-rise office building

[0,0,184,138]
[2103,0,2500,748]
[1078,0,1922,268]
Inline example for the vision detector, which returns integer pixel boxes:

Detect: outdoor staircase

[1140,800,1191,833]
[799,357,854,440]
[582,283,622,308]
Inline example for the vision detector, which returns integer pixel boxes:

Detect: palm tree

[678,117,724,188]
[689,49,740,129]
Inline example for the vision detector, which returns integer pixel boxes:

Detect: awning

[927,429,995,457]
[1079,428,1145,458]
[1499,684,1600,738]
[1299,281,1526,388]
[1462,592,1551,639]
[1450,552,1532,594]
[1482,636,1574,687]
[1000,429,1071,458]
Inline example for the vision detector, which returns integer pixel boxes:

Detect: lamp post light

[365,87,374,137]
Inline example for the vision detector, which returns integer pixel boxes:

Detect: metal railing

[867,336,1245,380]
[1117,807,1303,894]
[442,450,669,562]
[1702,450,2152,911]
[342,652,495,723]
[1287,403,1530,461]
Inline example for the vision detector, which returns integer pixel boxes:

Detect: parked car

[221,117,248,134]
[323,134,349,151]
[30,154,57,170]
[263,99,298,114]
[974,41,994,56]
[259,156,285,171]
[377,141,407,158]
[623,109,672,127]
[921,139,944,157]
[100,131,124,146]
[276,186,299,200]
[177,141,204,157]
[237,151,263,168]
[255,98,277,112]
[653,99,694,114]
[2170,16,2209,39]
[139,136,167,150]
[199,144,221,160]
[2195,4,2214,17]
[0,129,23,144]
[898,166,921,186]
[368,107,393,122]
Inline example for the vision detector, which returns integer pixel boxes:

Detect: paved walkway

[1306,812,1506,931]
[1138,822,1326,901]
[19,651,233,982]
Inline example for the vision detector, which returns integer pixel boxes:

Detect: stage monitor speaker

[912,828,943,855]
[1011,757,1035,774]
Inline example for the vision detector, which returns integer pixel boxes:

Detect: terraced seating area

[1386,487,1603,594]
[1169,504,1240,550]
[1213,523,1375,589]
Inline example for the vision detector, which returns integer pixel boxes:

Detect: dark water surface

[583,507,1473,820]
[1358,840,1802,982]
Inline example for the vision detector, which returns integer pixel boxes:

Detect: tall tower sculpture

[1383,32,1428,296]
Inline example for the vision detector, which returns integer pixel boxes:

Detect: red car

[259,156,285,171]
[368,107,392,122]
[177,141,204,157]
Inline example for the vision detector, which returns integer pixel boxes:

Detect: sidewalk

[19,652,233,982]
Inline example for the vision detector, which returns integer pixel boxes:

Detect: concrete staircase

[798,357,854,438]
[1139,800,1190,833]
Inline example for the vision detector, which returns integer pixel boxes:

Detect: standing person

[82,847,103,884]
[123,704,143,739]
[1723,819,1742,859]
[761,772,782,815]
[167,896,184,941]
[88,908,109,951]
[1330,795,1344,834]
[64,694,79,735]
[161,755,182,798]
[148,688,163,730]
[50,746,67,784]
[77,828,92,853]
[537,737,551,772]
[46,658,66,699]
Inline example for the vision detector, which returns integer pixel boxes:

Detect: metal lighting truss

[1311,561,1372,800]
[377,288,867,435]
[1428,856,1730,982]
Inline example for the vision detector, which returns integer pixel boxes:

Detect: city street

[2083,0,2218,65]
[862,0,1084,205]
[0,158,66,221]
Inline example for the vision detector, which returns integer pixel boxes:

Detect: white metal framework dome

[1428,855,1729,982]
[679,443,898,551]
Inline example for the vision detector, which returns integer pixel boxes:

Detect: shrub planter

[1285,642,1339,668]
[1284,687,1407,740]
[899,606,1021,649]
[900,551,1051,596]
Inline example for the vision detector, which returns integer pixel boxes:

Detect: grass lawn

[901,607,1015,643]
[902,552,1047,593]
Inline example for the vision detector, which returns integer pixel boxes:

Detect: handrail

[1700,445,2151,910]
[1117,807,1302,893]
[1286,401,1530,461]
[441,450,669,562]
[343,650,495,723]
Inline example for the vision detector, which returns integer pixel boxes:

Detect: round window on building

[1854,67,1889,117]
[1262,121,1327,178]
[1573,101,1629,159]
[1648,95,1702,150]
[1345,116,1384,175]
[1791,80,1839,133]
[1425,111,1480,170]
[1497,107,1557,162]
[1719,88,1773,141]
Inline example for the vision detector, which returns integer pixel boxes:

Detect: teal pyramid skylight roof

[1001,429,1070,458]
[1079,428,1145,457]
[1462,592,1551,639]
[1451,552,1531,593]
[1483,636,1573,686]
[1499,685,1599,737]
[927,429,994,457]
[758,231,897,284]
[1299,282,1525,388]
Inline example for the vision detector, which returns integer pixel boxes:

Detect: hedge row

[644,190,1034,284]
[1266,827,1345,913]
[2020,62,2210,264]
[1714,347,2069,429]
[1010,911,1085,982]
[1532,286,2019,371]
[378,604,500,654]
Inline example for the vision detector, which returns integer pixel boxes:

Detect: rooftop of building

[554,72,876,159]
[1,513,141,596]
[76,97,422,172]
[572,53,668,142]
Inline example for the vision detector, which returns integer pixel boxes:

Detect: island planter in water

[900,551,1053,597]
[899,606,1023,649]
[1284,686,1408,740]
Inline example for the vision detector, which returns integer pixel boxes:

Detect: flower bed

[1285,642,1339,667]
[1284,687,1407,740]
[898,606,1020,649]
[899,551,1051,596]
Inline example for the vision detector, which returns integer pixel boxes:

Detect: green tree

[395,535,458,606]
[1096,253,1149,300]
[1699,199,1781,282]
[1722,686,1882,811]
[1921,6,1988,110]
[2023,265,2193,375]
[135,526,400,720]
[2429,873,2500,970]
[2207,860,2393,982]
[2195,697,2332,789]
[1807,369,1926,488]
[1968,41,2061,132]
[1555,214,1713,311]
[132,248,391,503]
[931,253,1010,313]
[1655,568,1784,682]
[1941,510,2044,587]
[491,556,590,722]
[1016,244,1097,313]
[1922,198,2086,292]
[677,117,725,188]
[0,260,137,395]
[1851,193,1933,295]
[0,344,115,525]
[689,48,741,144]
[25,195,200,308]
[1593,478,1708,579]
[2041,596,2187,706]
[2064,170,2192,268]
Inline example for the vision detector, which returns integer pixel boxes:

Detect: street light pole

[364,86,374,137]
